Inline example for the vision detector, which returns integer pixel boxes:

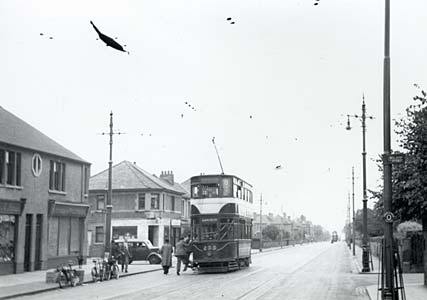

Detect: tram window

[192,186,199,198]
[201,223,218,240]
[219,218,234,240]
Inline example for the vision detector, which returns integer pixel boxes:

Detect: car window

[141,242,146,247]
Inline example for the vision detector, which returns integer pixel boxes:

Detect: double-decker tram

[190,174,253,272]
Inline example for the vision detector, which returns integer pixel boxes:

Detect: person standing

[160,239,173,275]
[175,237,187,275]
[120,237,131,273]
[183,235,193,272]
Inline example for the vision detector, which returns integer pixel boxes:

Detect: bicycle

[108,256,120,280]
[91,258,107,282]
[57,262,80,288]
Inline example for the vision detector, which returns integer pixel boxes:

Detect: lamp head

[346,116,352,130]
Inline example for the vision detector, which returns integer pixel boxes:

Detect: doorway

[34,215,42,270]
[24,214,32,271]
[148,226,159,246]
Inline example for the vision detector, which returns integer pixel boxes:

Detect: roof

[89,160,185,194]
[0,106,88,163]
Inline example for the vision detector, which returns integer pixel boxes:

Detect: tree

[262,224,280,241]
[372,87,427,285]
[354,208,384,237]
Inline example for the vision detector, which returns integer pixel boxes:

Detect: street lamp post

[382,0,396,298]
[259,193,263,252]
[346,96,373,270]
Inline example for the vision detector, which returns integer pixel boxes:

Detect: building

[0,106,90,275]
[87,161,190,257]
[253,213,293,240]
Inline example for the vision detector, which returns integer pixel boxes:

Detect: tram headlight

[207,251,212,257]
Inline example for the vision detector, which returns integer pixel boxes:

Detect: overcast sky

[2,0,427,233]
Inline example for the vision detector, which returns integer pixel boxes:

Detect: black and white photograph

[0,1,427,299]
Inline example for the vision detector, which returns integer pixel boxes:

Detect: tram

[190,174,254,272]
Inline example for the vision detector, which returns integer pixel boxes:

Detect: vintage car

[114,239,162,264]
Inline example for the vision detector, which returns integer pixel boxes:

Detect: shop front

[0,198,25,275]
[46,200,89,268]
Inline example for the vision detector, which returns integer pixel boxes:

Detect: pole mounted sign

[383,211,395,224]
[383,152,405,165]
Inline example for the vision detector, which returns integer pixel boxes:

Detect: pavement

[349,244,427,300]
[0,246,287,299]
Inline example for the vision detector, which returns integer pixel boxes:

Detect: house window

[83,166,89,194]
[151,193,160,209]
[32,153,42,177]
[1,150,21,186]
[171,196,175,211]
[95,226,104,243]
[96,195,105,210]
[138,193,145,210]
[49,161,66,192]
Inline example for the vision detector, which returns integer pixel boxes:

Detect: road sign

[383,211,395,223]
[386,153,405,164]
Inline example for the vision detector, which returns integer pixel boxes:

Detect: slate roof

[0,106,87,163]
[89,160,185,194]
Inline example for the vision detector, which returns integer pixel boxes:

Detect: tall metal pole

[361,98,371,272]
[105,112,113,254]
[259,193,263,252]
[348,192,351,250]
[352,167,356,256]
[382,0,395,298]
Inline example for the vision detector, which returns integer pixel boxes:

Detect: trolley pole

[106,112,114,254]
[101,112,124,256]
[352,167,356,256]
[259,193,263,252]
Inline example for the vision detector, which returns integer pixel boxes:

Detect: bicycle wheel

[91,267,97,282]
[71,270,80,287]
[58,273,67,288]
[112,264,120,279]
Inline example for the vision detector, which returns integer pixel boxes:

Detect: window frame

[138,193,145,210]
[150,193,160,210]
[95,226,104,243]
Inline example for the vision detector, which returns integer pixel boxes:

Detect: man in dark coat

[119,237,131,273]
[183,235,193,271]
[160,239,173,274]
[175,237,187,275]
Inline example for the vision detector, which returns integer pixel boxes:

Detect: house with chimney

[87,161,190,257]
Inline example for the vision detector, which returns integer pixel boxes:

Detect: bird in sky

[90,21,129,54]
[275,165,283,170]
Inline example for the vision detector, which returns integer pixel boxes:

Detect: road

[16,242,377,300]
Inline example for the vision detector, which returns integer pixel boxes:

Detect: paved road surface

[16,242,377,300]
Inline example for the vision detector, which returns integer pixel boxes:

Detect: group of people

[160,235,193,275]
[110,238,131,273]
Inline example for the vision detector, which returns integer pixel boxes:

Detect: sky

[2,0,427,233]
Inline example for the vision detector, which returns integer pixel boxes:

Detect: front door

[24,214,32,272]
[34,214,42,270]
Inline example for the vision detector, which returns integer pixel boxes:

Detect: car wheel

[148,255,160,264]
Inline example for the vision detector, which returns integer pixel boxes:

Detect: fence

[368,232,425,273]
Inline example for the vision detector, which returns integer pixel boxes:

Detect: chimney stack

[160,170,174,185]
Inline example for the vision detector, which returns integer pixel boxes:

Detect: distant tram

[190,174,254,272]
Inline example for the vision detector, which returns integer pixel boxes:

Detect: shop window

[151,194,160,209]
[95,226,104,243]
[138,193,145,210]
[0,215,15,262]
[48,217,59,257]
[49,160,66,192]
[32,153,42,177]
